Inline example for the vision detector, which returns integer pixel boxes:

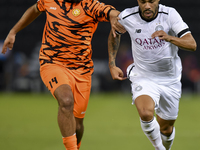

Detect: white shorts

[127,64,182,120]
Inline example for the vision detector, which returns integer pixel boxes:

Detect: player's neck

[139,6,159,22]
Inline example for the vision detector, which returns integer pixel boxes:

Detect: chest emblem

[155,25,164,31]
[72,8,81,17]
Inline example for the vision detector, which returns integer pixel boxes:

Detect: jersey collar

[139,6,159,22]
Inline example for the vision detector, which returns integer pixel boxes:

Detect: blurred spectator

[0,40,12,91]
[116,42,133,74]
[28,42,47,93]
[12,52,29,91]
[182,54,200,93]
[116,42,133,93]
[0,41,47,92]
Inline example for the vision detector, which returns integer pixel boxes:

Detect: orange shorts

[40,64,91,118]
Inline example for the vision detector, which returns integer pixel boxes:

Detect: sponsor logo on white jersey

[135,38,165,50]
[135,29,142,33]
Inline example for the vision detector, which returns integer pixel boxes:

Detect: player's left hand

[151,30,171,42]
[109,66,127,81]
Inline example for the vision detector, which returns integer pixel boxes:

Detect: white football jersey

[119,4,190,84]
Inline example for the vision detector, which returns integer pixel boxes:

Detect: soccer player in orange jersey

[1,0,125,149]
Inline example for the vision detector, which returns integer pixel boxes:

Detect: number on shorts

[49,77,58,88]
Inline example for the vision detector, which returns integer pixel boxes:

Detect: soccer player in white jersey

[108,0,197,150]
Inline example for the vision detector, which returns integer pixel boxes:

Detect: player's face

[137,0,160,20]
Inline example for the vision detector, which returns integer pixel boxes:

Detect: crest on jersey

[72,9,81,17]
[155,25,164,31]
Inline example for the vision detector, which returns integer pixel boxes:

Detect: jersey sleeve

[118,11,125,25]
[87,0,115,22]
[169,8,190,38]
[37,0,46,12]
[117,10,128,34]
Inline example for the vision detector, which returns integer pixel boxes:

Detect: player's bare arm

[109,10,126,38]
[2,3,42,54]
[152,30,197,51]
[108,31,126,80]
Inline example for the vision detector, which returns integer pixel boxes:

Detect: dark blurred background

[0,0,200,93]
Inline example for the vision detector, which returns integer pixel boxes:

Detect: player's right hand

[2,33,16,54]
[109,66,127,81]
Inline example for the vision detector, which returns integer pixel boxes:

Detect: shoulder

[119,6,139,20]
[158,4,178,16]
[81,0,113,9]
[82,0,104,5]
[37,0,55,5]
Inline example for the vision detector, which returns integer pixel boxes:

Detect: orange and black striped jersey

[37,0,115,75]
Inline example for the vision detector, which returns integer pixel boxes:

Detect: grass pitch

[0,92,199,150]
